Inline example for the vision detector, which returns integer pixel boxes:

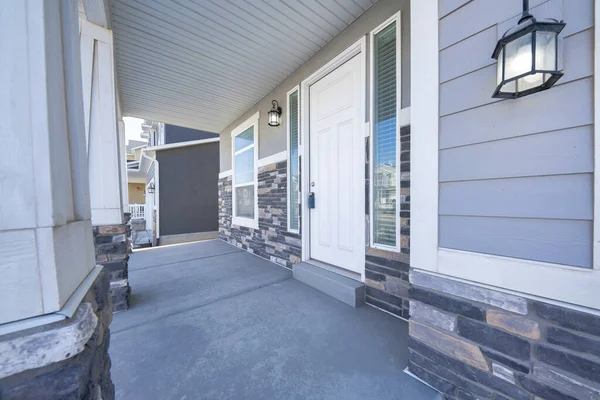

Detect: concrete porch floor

[110,240,439,399]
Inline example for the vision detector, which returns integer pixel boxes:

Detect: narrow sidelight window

[232,113,259,229]
[287,87,300,232]
[371,14,401,249]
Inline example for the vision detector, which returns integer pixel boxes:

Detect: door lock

[308,192,315,209]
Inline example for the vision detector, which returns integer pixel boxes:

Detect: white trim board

[218,170,232,179]
[231,112,260,230]
[437,248,600,310]
[594,0,600,270]
[257,150,287,168]
[300,36,367,281]
[0,265,103,336]
[410,0,439,272]
[146,137,220,152]
[287,85,300,234]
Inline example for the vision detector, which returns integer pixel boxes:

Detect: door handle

[308,192,315,209]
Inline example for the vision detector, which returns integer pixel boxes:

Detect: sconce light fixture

[147,182,156,194]
[492,0,565,99]
[268,100,282,127]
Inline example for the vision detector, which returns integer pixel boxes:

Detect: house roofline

[146,137,219,152]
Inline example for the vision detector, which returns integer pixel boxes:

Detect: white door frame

[299,36,367,281]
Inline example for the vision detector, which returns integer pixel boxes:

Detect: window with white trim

[232,112,259,229]
[370,13,401,250]
[287,87,300,232]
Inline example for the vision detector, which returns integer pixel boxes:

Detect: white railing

[129,204,145,219]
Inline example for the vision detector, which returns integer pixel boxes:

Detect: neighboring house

[126,139,148,206]
[142,123,220,246]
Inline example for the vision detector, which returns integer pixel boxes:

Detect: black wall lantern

[146,182,156,194]
[492,0,565,99]
[268,100,282,127]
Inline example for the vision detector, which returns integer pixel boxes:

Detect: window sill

[232,216,259,230]
[370,243,400,253]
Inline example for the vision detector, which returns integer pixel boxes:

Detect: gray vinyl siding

[438,0,594,268]
[157,142,219,236]
[164,124,218,144]
[219,0,411,171]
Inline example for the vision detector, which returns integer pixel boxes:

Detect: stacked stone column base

[94,220,131,312]
[0,271,115,399]
[408,269,600,400]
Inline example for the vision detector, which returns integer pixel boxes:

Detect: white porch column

[118,118,129,213]
[80,19,125,225]
[0,1,96,325]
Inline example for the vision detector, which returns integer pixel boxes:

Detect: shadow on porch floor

[110,240,439,399]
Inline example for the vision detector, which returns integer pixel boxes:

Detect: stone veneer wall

[94,218,131,312]
[219,160,302,269]
[0,271,115,399]
[365,125,411,319]
[408,270,600,400]
[365,252,411,319]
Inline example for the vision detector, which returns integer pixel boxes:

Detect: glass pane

[235,147,254,184]
[502,80,516,94]
[517,73,544,92]
[535,31,557,71]
[289,90,300,231]
[235,126,254,151]
[497,49,503,85]
[235,185,255,219]
[373,22,397,247]
[505,33,532,80]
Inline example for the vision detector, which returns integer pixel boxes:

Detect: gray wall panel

[438,1,594,268]
[220,0,411,171]
[438,0,594,268]
[440,77,593,149]
[439,25,496,83]
[440,65,499,116]
[439,216,592,268]
[440,126,593,182]
[164,124,218,144]
[439,0,471,19]
[157,142,219,236]
[561,0,593,36]
[440,174,593,220]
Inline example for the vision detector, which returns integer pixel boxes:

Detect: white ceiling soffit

[109,0,376,132]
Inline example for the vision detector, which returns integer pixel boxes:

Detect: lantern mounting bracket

[519,0,533,24]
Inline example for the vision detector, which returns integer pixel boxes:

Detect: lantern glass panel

[505,32,533,80]
[535,31,557,71]
[268,111,279,126]
[517,73,544,92]
[497,49,504,85]
[503,79,516,93]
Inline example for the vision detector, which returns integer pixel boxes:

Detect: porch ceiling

[109,0,377,132]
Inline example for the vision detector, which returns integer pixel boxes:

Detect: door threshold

[305,259,361,282]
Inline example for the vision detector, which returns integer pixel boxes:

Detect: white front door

[309,54,365,274]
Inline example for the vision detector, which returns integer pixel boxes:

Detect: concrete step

[293,262,365,307]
